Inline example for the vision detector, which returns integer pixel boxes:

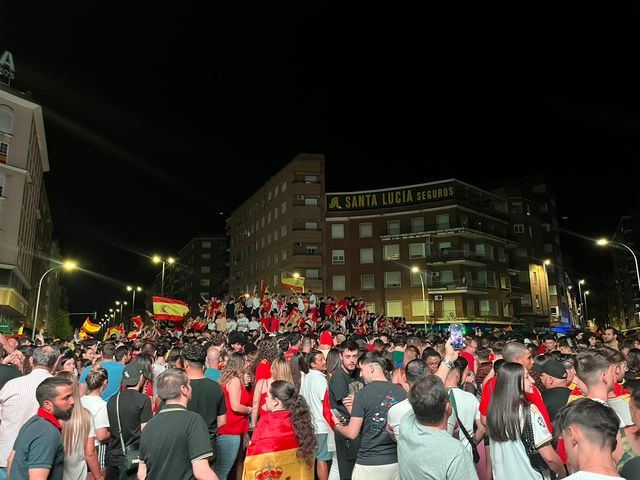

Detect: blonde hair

[56,371,92,456]
[271,356,294,384]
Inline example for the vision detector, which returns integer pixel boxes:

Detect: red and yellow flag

[81,317,101,334]
[131,316,144,330]
[152,296,189,321]
[281,276,305,293]
[104,324,125,340]
[243,410,313,480]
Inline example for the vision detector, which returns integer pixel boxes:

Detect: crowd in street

[0,292,639,479]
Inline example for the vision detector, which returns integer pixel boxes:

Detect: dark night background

[2,2,640,324]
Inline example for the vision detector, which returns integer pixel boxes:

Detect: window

[441,270,454,283]
[201,253,211,260]
[500,274,511,289]
[202,241,212,248]
[533,184,546,193]
[513,224,525,234]
[366,302,376,313]
[409,243,425,258]
[532,271,538,283]
[466,299,475,316]
[275,185,279,196]
[200,291,209,298]
[267,233,271,245]
[529,226,533,238]
[281,225,287,237]
[540,203,549,213]
[411,270,426,287]
[332,275,346,291]
[511,201,523,214]
[0,106,13,134]
[306,269,319,279]
[487,272,497,288]
[267,212,271,223]
[360,248,374,264]
[549,285,557,295]
[439,242,452,252]
[535,294,541,308]
[282,181,287,192]
[361,274,375,290]
[274,230,278,241]
[261,238,265,248]
[0,142,7,156]
[387,220,400,235]
[516,247,527,257]
[262,218,265,228]
[497,247,507,263]
[502,302,512,318]
[475,244,486,256]
[304,175,318,183]
[521,294,532,306]
[411,217,424,233]
[384,271,402,287]
[480,299,498,316]
[268,191,272,202]
[383,244,400,260]
[436,214,450,230]
[281,248,287,260]
[443,299,456,318]
[385,301,403,317]
[305,245,318,255]
[519,270,529,282]
[477,271,487,286]
[304,197,318,206]
[201,266,211,274]
[331,224,345,239]
[485,245,494,260]
[412,299,433,316]
[305,222,318,230]
[200,279,210,287]
[281,202,287,214]
[273,253,278,263]
[359,223,373,238]
[274,208,278,219]
[332,249,345,264]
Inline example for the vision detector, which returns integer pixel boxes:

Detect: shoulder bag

[116,391,140,475]
[448,388,480,463]
[520,403,548,477]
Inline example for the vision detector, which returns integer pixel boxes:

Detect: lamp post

[543,259,552,317]
[578,279,586,328]
[32,261,77,341]
[412,266,428,332]
[597,238,640,325]
[153,255,175,296]
[127,286,142,318]
[115,301,127,322]
[584,290,590,326]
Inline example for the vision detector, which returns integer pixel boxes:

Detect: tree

[47,287,73,339]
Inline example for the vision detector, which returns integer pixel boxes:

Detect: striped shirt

[0,368,52,467]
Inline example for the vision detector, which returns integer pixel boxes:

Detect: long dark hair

[269,381,317,466]
[219,352,246,385]
[487,362,528,442]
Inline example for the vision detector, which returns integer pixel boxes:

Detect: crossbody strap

[448,388,475,445]
[116,391,127,453]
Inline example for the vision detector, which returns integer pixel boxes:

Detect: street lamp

[293,272,300,279]
[127,286,142,318]
[584,290,590,325]
[412,266,429,331]
[578,279,586,328]
[542,260,552,317]
[32,261,77,341]
[597,238,640,323]
[153,255,175,295]
[115,301,127,321]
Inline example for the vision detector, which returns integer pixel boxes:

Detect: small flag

[131,316,144,330]
[17,323,24,335]
[81,317,101,334]
[104,324,125,340]
[259,280,269,303]
[152,296,189,321]
[281,276,305,293]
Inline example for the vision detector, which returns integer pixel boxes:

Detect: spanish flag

[131,316,144,330]
[104,324,125,340]
[243,410,313,480]
[152,296,189,321]
[81,317,101,334]
[17,323,24,335]
[281,276,305,293]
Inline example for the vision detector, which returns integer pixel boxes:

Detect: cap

[122,362,144,386]
[533,359,567,380]
[319,331,333,347]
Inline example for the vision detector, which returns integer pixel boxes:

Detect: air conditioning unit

[434,295,443,301]
[431,272,440,277]
[549,306,559,316]
[296,194,305,200]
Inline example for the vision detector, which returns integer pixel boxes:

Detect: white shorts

[352,463,399,480]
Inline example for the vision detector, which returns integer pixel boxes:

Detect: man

[204,345,222,381]
[555,398,621,479]
[333,351,407,480]
[422,349,442,374]
[459,336,478,373]
[397,376,478,480]
[79,342,125,400]
[387,359,428,440]
[474,347,492,389]
[284,333,302,361]
[248,315,260,332]
[300,350,332,480]
[392,337,406,369]
[538,334,558,354]
[138,369,218,480]
[236,312,249,332]
[328,341,363,480]
[536,358,571,421]
[183,342,226,466]
[0,345,58,478]
[6,377,74,480]
[603,327,619,350]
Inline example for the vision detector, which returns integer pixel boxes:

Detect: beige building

[0,84,56,328]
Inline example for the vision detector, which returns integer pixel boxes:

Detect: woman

[486,363,565,480]
[243,381,316,480]
[55,371,103,480]
[251,340,289,426]
[55,351,79,378]
[80,365,111,472]
[326,349,341,377]
[217,352,252,480]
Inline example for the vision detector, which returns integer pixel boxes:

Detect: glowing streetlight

[32,260,78,341]
[293,272,300,279]
[152,255,176,295]
[584,290,590,323]
[578,279,586,328]
[127,286,143,318]
[411,266,428,331]
[597,238,640,322]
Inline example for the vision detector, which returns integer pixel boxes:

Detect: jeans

[0,467,6,480]
[335,431,360,480]
[216,434,241,480]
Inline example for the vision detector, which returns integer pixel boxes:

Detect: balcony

[426,250,487,267]
[381,220,517,243]
[427,279,489,294]
[292,246,322,256]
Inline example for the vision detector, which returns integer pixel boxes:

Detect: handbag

[448,389,480,463]
[520,403,548,477]
[116,391,140,473]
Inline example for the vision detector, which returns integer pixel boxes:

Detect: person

[555,398,622,479]
[205,345,222,381]
[460,336,478,373]
[251,355,293,427]
[0,345,59,478]
[422,349,442,374]
[81,365,111,470]
[6,377,74,480]
[603,328,619,351]
[387,359,427,440]
[138,368,218,480]
[486,362,566,480]
[217,352,251,480]
[285,333,303,361]
[536,358,571,421]
[0,344,22,390]
[397,375,478,480]
[244,381,316,480]
[332,350,407,480]
[183,342,227,467]
[79,342,124,400]
[105,361,152,480]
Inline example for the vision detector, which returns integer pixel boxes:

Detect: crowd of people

[0,291,639,479]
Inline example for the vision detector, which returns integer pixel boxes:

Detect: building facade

[227,153,325,297]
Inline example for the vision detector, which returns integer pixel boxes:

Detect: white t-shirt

[299,369,331,435]
[248,320,260,331]
[564,473,622,480]
[81,395,109,446]
[237,317,249,332]
[387,398,413,440]
[447,387,481,454]
[607,397,633,427]
[226,320,238,332]
[489,404,552,480]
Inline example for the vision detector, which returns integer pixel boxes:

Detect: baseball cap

[533,359,567,379]
[122,362,144,386]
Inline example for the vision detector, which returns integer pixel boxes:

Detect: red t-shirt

[460,351,476,373]
[284,348,298,362]
[270,317,280,333]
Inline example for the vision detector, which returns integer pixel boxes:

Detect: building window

[267,212,271,223]
[281,202,287,214]
[477,271,487,286]
[331,224,345,239]
[361,274,375,290]
[411,299,433,316]
[383,244,400,261]
[384,271,402,288]
[500,274,511,289]
[332,275,346,291]
[533,184,546,193]
[439,242,452,252]
[359,223,373,238]
[540,203,549,213]
[409,243,425,259]
[360,248,374,264]
[0,142,8,156]
[332,250,345,264]
[411,217,424,233]
[274,230,278,241]
[201,253,211,260]
[306,269,319,279]
[411,270,426,287]
[200,279,210,287]
[487,272,497,288]
[0,106,13,134]
[535,294,541,308]
[480,299,498,316]
[497,247,507,263]
[304,197,319,206]
[513,224,525,234]
[268,191,272,202]
[443,299,456,318]
[365,302,376,313]
[385,300,403,317]
[282,248,287,260]
[282,181,287,192]
[521,294,532,306]
[274,253,278,263]
[466,299,475,316]
[0,173,5,196]
[304,175,318,183]
[549,285,557,295]
[475,244,486,256]
[436,214,450,230]
[201,266,211,274]
[532,271,538,284]
[441,270,454,284]
[516,247,527,257]
[281,225,287,237]
[305,245,318,255]
[202,241,212,248]
[511,201,523,214]
[502,302,512,317]
[274,185,279,197]
[305,222,318,230]
[387,220,400,235]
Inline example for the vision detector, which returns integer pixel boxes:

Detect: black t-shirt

[0,364,21,390]
[187,377,227,440]
[351,380,407,466]
[328,366,364,420]
[140,404,213,480]
[541,387,571,421]
[106,388,153,467]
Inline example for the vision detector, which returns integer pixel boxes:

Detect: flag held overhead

[152,296,189,321]
[281,276,305,293]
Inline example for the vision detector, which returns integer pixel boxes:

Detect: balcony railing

[428,280,489,290]
[426,250,487,263]
[292,247,322,256]
[382,220,515,241]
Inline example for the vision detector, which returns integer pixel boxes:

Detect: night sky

[2,2,640,324]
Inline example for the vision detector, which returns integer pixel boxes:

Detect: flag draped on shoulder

[281,276,305,293]
[81,317,101,334]
[152,296,189,321]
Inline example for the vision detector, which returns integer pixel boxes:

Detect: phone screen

[331,408,344,421]
[450,323,464,350]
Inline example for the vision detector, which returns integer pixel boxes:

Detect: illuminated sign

[0,51,15,86]
[327,184,455,211]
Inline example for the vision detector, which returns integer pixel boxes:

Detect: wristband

[441,358,455,369]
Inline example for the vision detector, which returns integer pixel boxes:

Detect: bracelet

[441,358,455,369]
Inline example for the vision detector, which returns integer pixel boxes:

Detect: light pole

[153,255,175,296]
[584,290,590,326]
[597,238,640,325]
[32,261,77,341]
[127,286,142,318]
[578,279,586,328]
[115,301,127,322]
[543,259,552,317]
[412,266,428,331]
